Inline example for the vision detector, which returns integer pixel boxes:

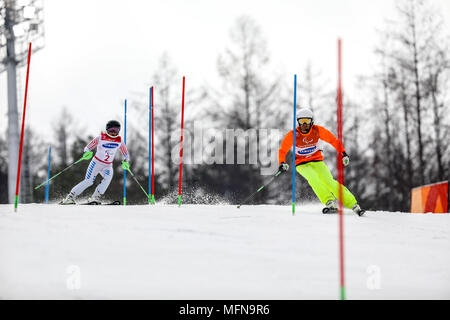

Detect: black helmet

[106,120,121,131]
[105,120,121,137]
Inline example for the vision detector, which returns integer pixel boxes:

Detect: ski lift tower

[0,0,44,203]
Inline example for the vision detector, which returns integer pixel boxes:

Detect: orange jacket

[278,125,345,166]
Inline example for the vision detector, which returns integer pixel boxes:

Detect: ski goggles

[107,127,120,134]
[297,118,312,125]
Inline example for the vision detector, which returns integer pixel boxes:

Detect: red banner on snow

[411,181,448,213]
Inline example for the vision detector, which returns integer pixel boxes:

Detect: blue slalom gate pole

[148,87,153,204]
[123,99,127,205]
[45,146,51,204]
[292,75,297,215]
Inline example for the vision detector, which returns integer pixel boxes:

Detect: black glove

[278,162,289,172]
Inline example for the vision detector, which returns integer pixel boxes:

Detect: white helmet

[297,108,314,132]
[297,107,314,120]
[297,108,314,126]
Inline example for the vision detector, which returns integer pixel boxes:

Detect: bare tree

[387,0,446,185]
[52,107,73,168]
[394,68,414,188]
[205,15,282,203]
[152,53,182,191]
[362,0,450,210]
[20,128,34,203]
[422,32,450,182]
[18,127,49,203]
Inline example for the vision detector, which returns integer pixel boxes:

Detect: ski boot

[352,203,365,216]
[60,192,76,205]
[322,200,338,214]
[88,190,102,204]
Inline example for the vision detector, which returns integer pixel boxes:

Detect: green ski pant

[296,161,357,209]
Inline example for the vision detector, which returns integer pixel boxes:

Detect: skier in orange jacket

[278,108,365,215]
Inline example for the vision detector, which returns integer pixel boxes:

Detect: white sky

[1,0,450,142]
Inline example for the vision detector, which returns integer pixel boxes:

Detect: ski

[59,202,76,205]
[322,207,338,214]
[59,200,121,205]
[81,200,121,205]
[322,207,366,216]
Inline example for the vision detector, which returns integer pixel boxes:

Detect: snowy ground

[0,203,449,300]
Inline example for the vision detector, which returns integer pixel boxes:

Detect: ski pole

[237,171,283,208]
[126,168,151,201]
[34,157,84,190]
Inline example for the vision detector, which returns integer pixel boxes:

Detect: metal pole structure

[178,76,185,207]
[45,146,51,204]
[2,0,45,203]
[292,74,297,215]
[337,38,346,300]
[5,1,20,204]
[14,42,32,212]
[123,99,127,205]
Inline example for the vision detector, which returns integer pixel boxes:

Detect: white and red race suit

[71,132,130,197]
[84,132,129,164]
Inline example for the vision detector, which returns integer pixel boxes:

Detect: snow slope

[0,203,449,299]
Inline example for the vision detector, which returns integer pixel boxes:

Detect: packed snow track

[0,204,449,299]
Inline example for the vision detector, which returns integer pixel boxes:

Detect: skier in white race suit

[60,120,130,204]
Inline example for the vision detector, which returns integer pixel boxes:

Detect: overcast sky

[1,0,450,142]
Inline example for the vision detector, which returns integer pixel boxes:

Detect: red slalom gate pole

[178,76,185,207]
[337,38,346,300]
[14,42,32,212]
[151,87,155,204]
